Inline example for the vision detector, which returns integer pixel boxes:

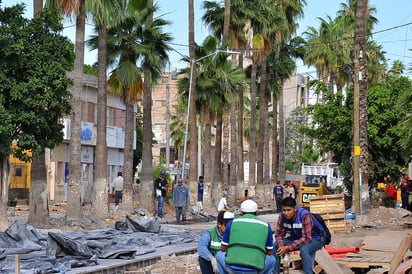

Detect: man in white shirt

[111,171,124,208]
[217,191,229,211]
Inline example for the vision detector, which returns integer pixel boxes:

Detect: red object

[384,184,397,199]
[325,246,360,255]
[404,175,410,181]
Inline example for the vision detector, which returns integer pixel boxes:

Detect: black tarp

[0,216,200,273]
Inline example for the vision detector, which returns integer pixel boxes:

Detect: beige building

[150,70,180,167]
[49,74,137,203]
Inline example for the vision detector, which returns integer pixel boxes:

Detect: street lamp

[181,49,240,179]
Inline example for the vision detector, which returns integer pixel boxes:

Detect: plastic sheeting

[0,216,200,273]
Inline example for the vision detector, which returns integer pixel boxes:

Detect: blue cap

[160,170,166,175]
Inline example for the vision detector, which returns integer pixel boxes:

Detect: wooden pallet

[334,230,412,272]
[310,194,346,232]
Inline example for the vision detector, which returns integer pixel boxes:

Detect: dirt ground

[7,202,412,273]
[134,205,412,274]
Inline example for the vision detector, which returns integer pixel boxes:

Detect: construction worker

[216,199,275,274]
[197,211,235,273]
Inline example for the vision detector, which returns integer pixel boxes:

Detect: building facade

[49,74,136,203]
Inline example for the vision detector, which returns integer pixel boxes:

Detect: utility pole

[353,0,368,216]
[165,69,170,169]
[352,45,361,216]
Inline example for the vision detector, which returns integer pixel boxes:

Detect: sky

[2,0,412,76]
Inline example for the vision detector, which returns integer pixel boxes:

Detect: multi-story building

[150,70,180,168]
[49,74,136,203]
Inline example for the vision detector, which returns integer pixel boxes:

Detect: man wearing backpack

[274,197,327,274]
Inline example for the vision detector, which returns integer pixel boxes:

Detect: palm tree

[104,0,171,212]
[177,36,245,206]
[187,0,198,201]
[86,0,122,218]
[202,0,251,197]
[45,0,86,219]
[28,0,49,227]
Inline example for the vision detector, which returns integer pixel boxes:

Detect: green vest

[225,214,268,270]
[208,226,221,256]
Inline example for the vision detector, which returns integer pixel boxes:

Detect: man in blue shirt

[216,199,275,274]
[272,181,284,213]
[172,179,190,222]
[197,211,235,273]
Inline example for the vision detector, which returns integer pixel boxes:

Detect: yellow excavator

[298,175,329,208]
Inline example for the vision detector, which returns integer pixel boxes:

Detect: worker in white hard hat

[197,211,235,274]
[216,199,275,274]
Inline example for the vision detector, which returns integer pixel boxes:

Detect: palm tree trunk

[92,27,109,219]
[248,62,258,187]
[236,53,245,195]
[263,91,270,198]
[222,113,230,187]
[257,57,268,202]
[29,0,50,226]
[188,0,198,203]
[139,0,155,215]
[271,95,279,185]
[212,115,223,205]
[229,100,238,201]
[0,156,10,231]
[122,103,135,211]
[28,153,50,225]
[204,118,212,207]
[140,70,154,214]
[67,0,85,219]
[33,0,43,18]
[223,0,230,43]
[278,88,285,185]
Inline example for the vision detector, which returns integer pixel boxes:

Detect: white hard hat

[240,199,258,213]
[223,211,235,219]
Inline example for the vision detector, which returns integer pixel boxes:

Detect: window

[81,102,96,123]
[107,107,125,128]
[15,168,22,177]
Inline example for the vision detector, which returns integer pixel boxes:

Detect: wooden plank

[319,213,346,219]
[315,247,344,274]
[15,254,20,274]
[388,231,412,274]
[313,264,323,274]
[310,194,344,200]
[335,258,391,268]
[362,232,407,252]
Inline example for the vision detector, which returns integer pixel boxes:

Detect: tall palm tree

[187,0,198,201]
[86,0,122,218]
[28,0,48,227]
[45,0,86,219]
[275,0,306,193]
[251,0,291,201]
[202,0,251,197]
[104,0,171,212]
[177,36,245,205]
